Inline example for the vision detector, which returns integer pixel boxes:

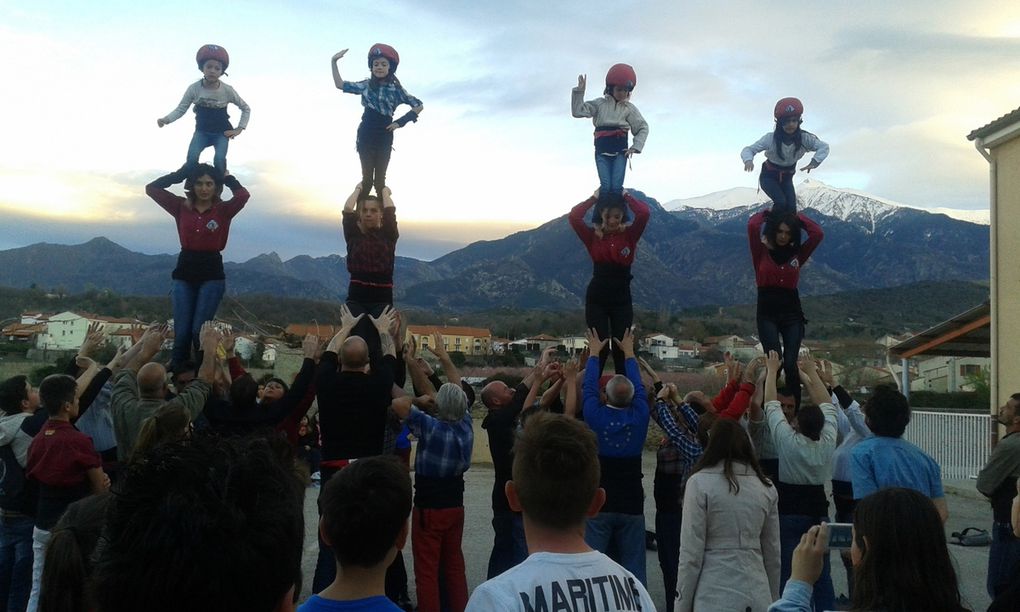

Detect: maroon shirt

[26,420,102,529]
[747,210,823,290]
[569,195,650,269]
[147,181,249,252]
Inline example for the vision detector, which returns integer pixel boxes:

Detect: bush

[906,390,987,412]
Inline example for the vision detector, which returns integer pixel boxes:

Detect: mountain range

[0,181,989,312]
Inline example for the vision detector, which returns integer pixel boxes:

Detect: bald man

[110,324,220,460]
[312,304,403,594]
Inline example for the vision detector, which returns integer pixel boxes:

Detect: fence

[903,410,991,480]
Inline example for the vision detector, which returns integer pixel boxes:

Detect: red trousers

[412,506,468,612]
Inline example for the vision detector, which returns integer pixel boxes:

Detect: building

[675,340,701,358]
[913,356,991,393]
[32,311,143,351]
[407,325,492,356]
[970,108,1020,418]
[560,335,587,355]
[640,333,679,360]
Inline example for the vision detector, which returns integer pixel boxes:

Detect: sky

[1,0,1018,261]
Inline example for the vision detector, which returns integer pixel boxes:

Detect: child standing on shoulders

[157,45,250,176]
[572,64,648,226]
[332,44,424,203]
[741,97,828,217]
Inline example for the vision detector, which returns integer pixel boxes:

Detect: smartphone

[827,523,854,550]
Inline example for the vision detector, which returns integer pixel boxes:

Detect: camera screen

[827,523,853,550]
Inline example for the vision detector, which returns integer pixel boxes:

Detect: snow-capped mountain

[665,179,990,230]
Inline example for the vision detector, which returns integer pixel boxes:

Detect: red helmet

[196,44,229,71]
[605,63,637,90]
[774,97,804,120]
[367,43,399,73]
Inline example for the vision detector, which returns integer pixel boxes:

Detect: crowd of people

[0,43,1010,612]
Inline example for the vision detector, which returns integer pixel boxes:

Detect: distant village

[1,309,989,395]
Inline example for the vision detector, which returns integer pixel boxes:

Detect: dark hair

[228,374,259,411]
[771,120,804,158]
[38,493,111,612]
[865,385,911,437]
[692,418,771,493]
[131,403,191,463]
[92,434,304,612]
[796,404,824,441]
[851,488,965,612]
[183,163,224,203]
[512,412,600,529]
[170,361,197,382]
[320,455,411,568]
[0,375,29,415]
[265,377,290,394]
[696,411,717,448]
[764,211,803,251]
[40,374,76,417]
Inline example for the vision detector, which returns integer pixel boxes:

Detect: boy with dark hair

[850,384,946,521]
[25,374,108,612]
[92,434,304,612]
[304,455,412,612]
[467,412,654,611]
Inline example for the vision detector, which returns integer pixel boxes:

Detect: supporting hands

[79,322,107,358]
[615,327,635,359]
[816,359,835,388]
[302,334,320,359]
[724,352,742,383]
[199,322,224,353]
[742,356,765,385]
[369,306,396,335]
[799,356,832,407]
[764,350,781,404]
[327,304,364,353]
[585,328,607,357]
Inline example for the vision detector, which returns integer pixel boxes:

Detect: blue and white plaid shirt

[342,79,422,118]
[408,407,473,479]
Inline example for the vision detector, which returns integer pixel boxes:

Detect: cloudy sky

[1,0,1017,261]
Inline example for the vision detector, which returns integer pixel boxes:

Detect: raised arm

[570,75,596,118]
[370,307,398,359]
[748,210,767,264]
[404,340,437,398]
[219,174,250,218]
[145,168,189,216]
[330,49,348,89]
[195,323,223,384]
[563,359,579,418]
[624,193,651,239]
[159,83,198,126]
[426,331,461,387]
[569,195,598,245]
[797,212,824,262]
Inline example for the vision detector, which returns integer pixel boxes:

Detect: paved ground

[299,454,996,611]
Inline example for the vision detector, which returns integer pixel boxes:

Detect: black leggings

[759,163,797,216]
[757,311,804,407]
[359,146,392,199]
[585,280,633,375]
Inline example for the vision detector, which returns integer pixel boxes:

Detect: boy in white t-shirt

[467,412,656,611]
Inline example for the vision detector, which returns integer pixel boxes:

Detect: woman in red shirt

[146,163,249,368]
[748,209,823,407]
[569,190,650,374]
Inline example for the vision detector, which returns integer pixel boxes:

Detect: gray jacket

[741,131,829,167]
[572,89,649,152]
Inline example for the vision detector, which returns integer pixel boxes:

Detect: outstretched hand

[338,304,363,332]
[79,322,106,357]
[586,328,608,356]
[615,327,635,358]
[765,350,781,375]
[369,306,396,334]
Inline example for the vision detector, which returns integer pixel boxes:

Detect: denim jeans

[594,152,627,222]
[25,528,49,612]
[486,512,526,579]
[655,511,681,612]
[757,312,804,407]
[585,512,647,586]
[186,130,228,176]
[0,516,33,612]
[779,514,833,611]
[759,164,798,216]
[989,521,1020,598]
[171,279,225,367]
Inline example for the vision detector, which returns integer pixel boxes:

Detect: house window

[960,364,982,377]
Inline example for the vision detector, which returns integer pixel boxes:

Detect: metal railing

[903,410,991,480]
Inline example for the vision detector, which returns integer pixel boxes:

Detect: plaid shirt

[342,79,422,118]
[408,407,473,479]
[650,401,703,481]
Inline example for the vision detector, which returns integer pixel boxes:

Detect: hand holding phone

[827,522,854,550]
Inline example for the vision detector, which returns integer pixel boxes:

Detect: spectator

[129,403,191,462]
[480,350,553,579]
[109,323,219,460]
[313,305,404,594]
[0,376,44,612]
[764,352,838,610]
[466,412,655,611]
[649,381,703,612]
[769,488,966,612]
[25,375,110,612]
[977,392,1020,598]
[393,377,473,612]
[581,327,649,585]
[685,354,763,421]
[303,455,412,612]
[37,493,110,612]
[91,434,304,612]
[677,418,780,612]
[850,385,947,522]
